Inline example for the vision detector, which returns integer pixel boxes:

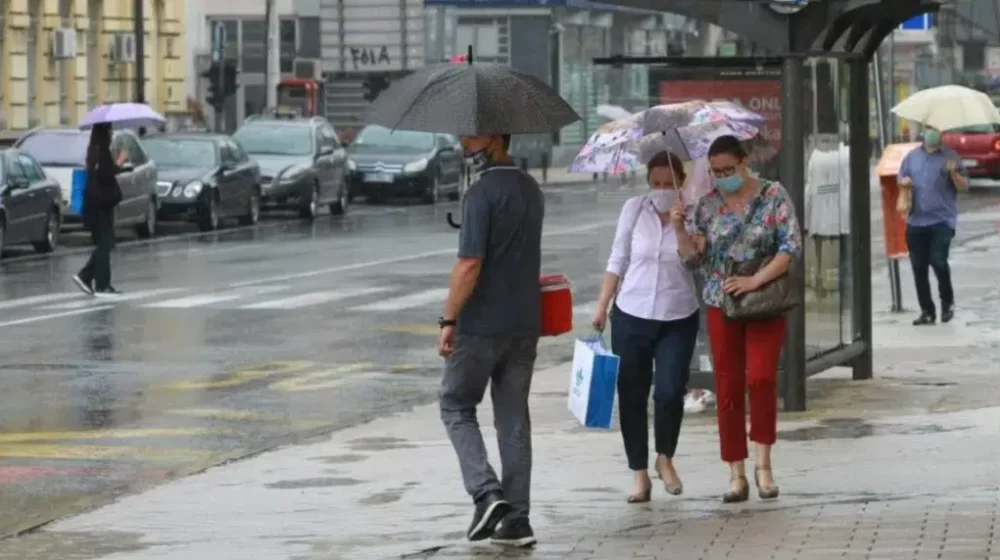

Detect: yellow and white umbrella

[891,84,1000,131]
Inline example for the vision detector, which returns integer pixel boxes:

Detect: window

[229,140,250,162]
[18,132,89,166]
[319,124,339,149]
[143,138,217,168]
[6,158,26,183]
[87,0,101,106]
[17,155,44,181]
[280,19,297,73]
[220,141,239,166]
[241,19,266,73]
[119,135,147,165]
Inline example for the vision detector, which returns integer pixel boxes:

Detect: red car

[941,124,1000,180]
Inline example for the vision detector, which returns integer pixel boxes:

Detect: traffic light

[362,75,390,102]
[202,61,239,109]
[223,63,238,98]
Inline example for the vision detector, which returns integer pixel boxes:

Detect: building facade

[185,0,323,132]
[0,0,186,135]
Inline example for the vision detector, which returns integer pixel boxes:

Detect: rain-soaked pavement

[0,181,998,554]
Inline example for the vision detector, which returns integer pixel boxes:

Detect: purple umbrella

[78,102,166,130]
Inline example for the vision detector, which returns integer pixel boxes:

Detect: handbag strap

[730,181,772,255]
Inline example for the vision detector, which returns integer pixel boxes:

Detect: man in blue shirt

[898,125,969,325]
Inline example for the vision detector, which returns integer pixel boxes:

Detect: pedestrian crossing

[5,283,605,323]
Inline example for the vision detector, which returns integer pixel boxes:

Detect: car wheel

[329,184,348,216]
[422,173,441,204]
[240,188,261,226]
[299,183,319,220]
[135,198,157,238]
[33,207,60,253]
[198,194,221,232]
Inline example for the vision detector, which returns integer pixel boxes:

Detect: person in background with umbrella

[72,123,128,296]
[896,125,968,325]
[590,151,700,504]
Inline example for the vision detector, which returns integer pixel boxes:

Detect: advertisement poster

[649,63,785,179]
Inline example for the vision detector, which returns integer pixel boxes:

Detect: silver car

[15,128,159,238]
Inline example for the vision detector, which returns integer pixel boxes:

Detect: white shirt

[606,195,700,322]
[805,143,851,236]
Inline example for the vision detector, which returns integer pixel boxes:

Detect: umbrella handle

[447,212,461,229]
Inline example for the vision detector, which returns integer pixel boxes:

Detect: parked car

[941,124,1000,182]
[142,133,261,231]
[15,127,159,237]
[232,116,348,219]
[347,125,463,203]
[0,148,63,255]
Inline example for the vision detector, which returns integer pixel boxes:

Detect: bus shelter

[590,0,941,410]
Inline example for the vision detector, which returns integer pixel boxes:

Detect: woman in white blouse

[591,151,701,503]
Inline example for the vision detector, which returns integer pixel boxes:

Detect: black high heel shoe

[755,466,780,500]
[722,475,749,503]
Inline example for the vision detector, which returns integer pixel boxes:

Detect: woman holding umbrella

[72,123,128,296]
[72,102,165,296]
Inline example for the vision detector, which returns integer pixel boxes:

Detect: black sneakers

[467,492,511,541]
[942,303,955,324]
[913,312,936,326]
[490,518,537,548]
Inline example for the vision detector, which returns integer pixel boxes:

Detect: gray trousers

[439,334,539,521]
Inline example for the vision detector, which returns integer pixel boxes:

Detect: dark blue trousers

[906,223,955,316]
[610,306,699,471]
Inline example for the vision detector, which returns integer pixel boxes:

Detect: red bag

[540,274,573,337]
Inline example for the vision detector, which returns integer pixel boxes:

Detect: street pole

[215,61,224,132]
[265,0,278,112]
[133,0,145,103]
[886,32,903,312]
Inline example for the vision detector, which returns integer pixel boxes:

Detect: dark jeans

[610,306,699,471]
[439,334,538,521]
[79,209,115,291]
[906,223,955,316]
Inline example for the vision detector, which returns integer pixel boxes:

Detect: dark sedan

[232,116,348,219]
[347,126,463,204]
[142,134,261,231]
[0,149,63,255]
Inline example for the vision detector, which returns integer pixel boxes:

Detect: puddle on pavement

[265,477,363,489]
[573,486,619,494]
[313,453,369,464]
[358,486,410,505]
[779,417,967,441]
[347,436,416,451]
[0,530,147,560]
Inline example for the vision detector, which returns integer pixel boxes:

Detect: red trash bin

[540,274,573,337]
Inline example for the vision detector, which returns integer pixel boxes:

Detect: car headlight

[403,158,429,173]
[183,181,203,198]
[347,159,356,171]
[171,185,183,197]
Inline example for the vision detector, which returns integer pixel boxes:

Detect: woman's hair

[707,135,748,160]
[86,123,112,171]
[646,151,686,183]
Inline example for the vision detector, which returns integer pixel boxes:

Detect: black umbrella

[365,48,580,135]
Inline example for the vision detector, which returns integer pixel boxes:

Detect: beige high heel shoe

[754,466,780,500]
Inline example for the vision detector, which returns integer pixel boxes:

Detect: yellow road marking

[159,360,313,390]
[388,364,420,373]
[165,408,287,422]
[0,428,227,443]
[268,362,378,392]
[0,444,215,463]
[380,323,439,336]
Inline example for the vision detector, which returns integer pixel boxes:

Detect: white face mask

[647,189,678,212]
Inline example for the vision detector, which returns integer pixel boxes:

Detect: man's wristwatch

[438,317,457,328]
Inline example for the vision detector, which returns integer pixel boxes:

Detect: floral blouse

[682,180,803,307]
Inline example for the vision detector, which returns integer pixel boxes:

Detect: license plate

[962,159,978,167]
[365,173,394,183]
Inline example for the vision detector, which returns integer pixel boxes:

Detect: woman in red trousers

[668,135,802,503]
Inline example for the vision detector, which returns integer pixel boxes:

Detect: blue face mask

[715,175,744,193]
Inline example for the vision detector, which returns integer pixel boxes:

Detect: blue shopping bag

[70,168,87,215]
[568,335,620,429]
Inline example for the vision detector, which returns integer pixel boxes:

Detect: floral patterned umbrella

[569,100,764,174]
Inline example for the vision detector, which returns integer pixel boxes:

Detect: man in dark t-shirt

[437,133,544,548]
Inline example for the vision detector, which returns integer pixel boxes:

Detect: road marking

[0,305,115,328]
[0,428,228,443]
[0,292,82,310]
[165,408,289,422]
[229,220,618,288]
[40,288,187,310]
[268,363,379,392]
[350,288,449,312]
[0,444,214,463]
[239,286,393,310]
[143,285,289,308]
[159,360,314,391]
[380,323,440,335]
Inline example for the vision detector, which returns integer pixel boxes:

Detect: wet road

[0,182,998,540]
[0,182,628,538]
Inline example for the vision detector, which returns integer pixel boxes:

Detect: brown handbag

[721,188,802,322]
